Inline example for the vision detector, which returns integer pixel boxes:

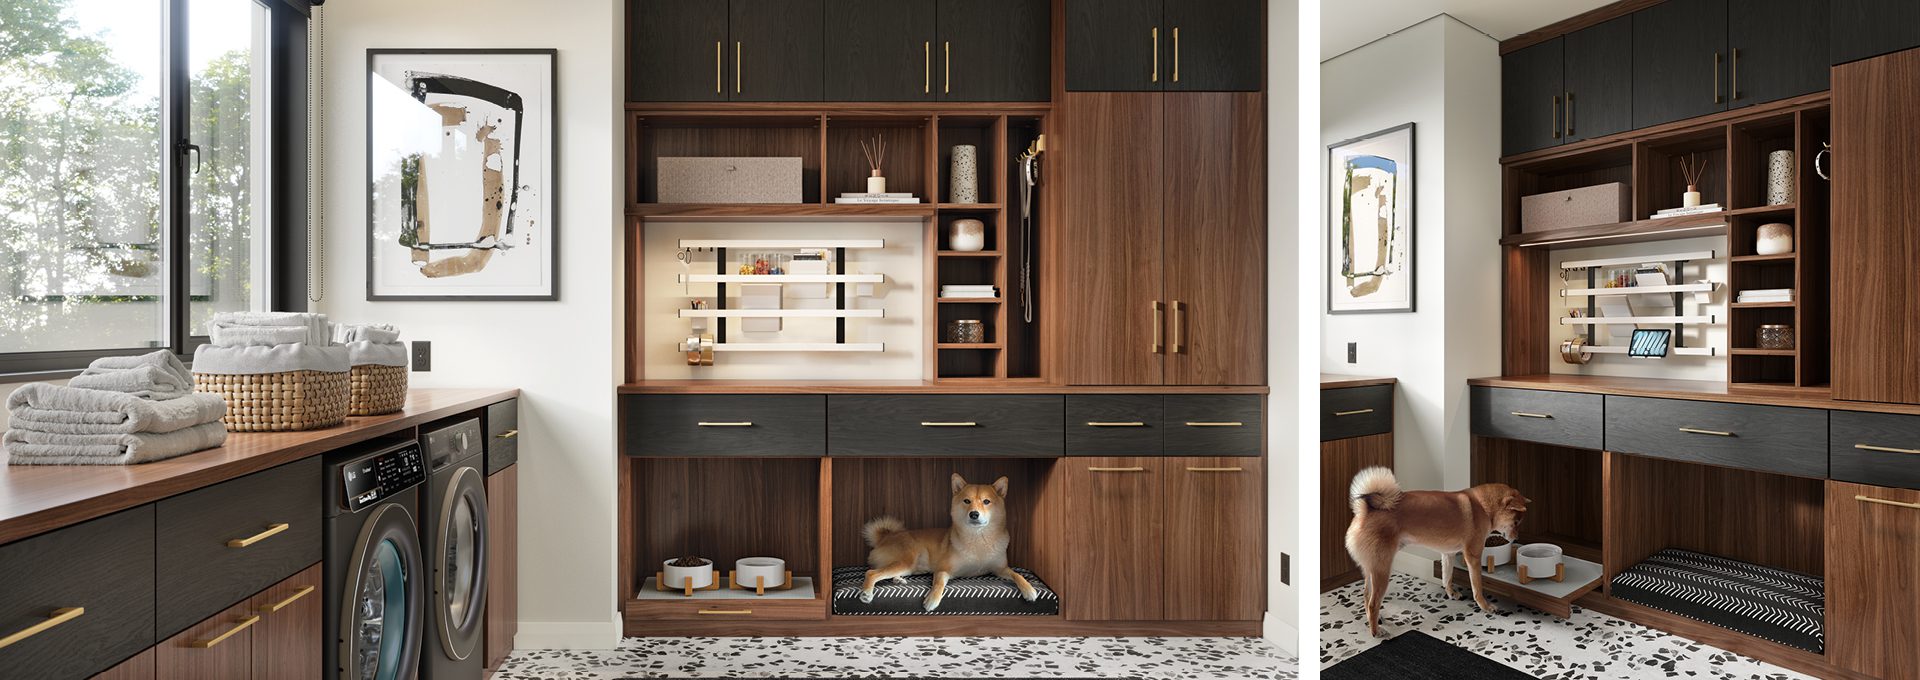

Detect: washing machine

[325,439,428,680]
[419,418,489,679]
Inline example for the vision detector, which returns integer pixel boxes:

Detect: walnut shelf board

[631,203,936,218]
[637,577,817,601]
[1319,374,1397,390]
[1469,374,1920,416]
[1502,215,1726,249]
[1448,553,1605,619]
[617,381,1270,395]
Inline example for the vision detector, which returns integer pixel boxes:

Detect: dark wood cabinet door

[1065,0,1162,91]
[1062,457,1163,620]
[1321,434,1391,591]
[248,563,321,680]
[629,0,729,102]
[1825,481,1920,679]
[157,599,254,680]
[1563,17,1632,144]
[825,0,935,101]
[1057,93,1164,385]
[1502,37,1564,155]
[1632,0,1728,128]
[1832,49,1920,404]
[1832,0,1920,65]
[728,0,825,101]
[1164,93,1264,385]
[484,466,518,672]
[1162,0,1263,91]
[937,0,1049,101]
[1728,0,1829,108]
[1162,457,1263,620]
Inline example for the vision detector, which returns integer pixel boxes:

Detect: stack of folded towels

[3,351,228,465]
[191,311,349,377]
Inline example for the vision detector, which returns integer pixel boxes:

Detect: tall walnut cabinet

[1832,47,1920,405]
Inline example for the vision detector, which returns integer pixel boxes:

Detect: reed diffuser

[860,135,888,194]
[1679,152,1706,208]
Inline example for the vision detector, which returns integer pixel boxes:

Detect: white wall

[316,0,624,648]
[1265,0,1304,653]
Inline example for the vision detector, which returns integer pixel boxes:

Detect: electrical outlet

[1280,553,1290,585]
[1347,342,1358,364]
[411,341,431,372]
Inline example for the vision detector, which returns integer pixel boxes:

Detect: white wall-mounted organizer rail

[1558,250,1721,359]
[676,239,888,359]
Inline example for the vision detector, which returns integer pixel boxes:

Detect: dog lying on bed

[859,473,1040,611]
[1346,466,1531,637]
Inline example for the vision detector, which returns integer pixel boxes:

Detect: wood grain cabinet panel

[1321,433,1391,591]
[90,647,154,680]
[1063,457,1163,620]
[1064,0,1162,91]
[937,0,1049,102]
[1825,481,1920,679]
[1831,0,1920,66]
[1832,49,1920,405]
[485,465,519,672]
[824,0,935,101]
[628,0,729,102]
[728,0,825,102]
[156,598,255,680]
[1163,92,1264,386]
[1469,387,1603,450]
[0,506,154,680]
[154,457,321,640]
[1502,36,1565,155]
[1161,395,1261,457]
[1726,0,1829,109]
[1632,0,1728,128]
[1321,385,1392,442]
[827,395,1064,457]
[1066,395,1163,456]
[1162,457,1262,620]
[486,398,519,475]
[623,395,826,457]
[1830,410,1920,491]
[1058,92,1166,385]
[1603,396,1827,478]
[247,563,322,680]
[1160,0,1262,92]
[1562,16,1633,144]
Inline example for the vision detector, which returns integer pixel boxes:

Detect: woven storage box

[194,370,349,432]
[1520,182,1631,232]
[657,157,803,203]
[349,364,408,416]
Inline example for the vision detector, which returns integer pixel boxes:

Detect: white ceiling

[1322,0,1619,61]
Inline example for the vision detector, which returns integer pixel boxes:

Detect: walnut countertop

[1320,373,1396,390]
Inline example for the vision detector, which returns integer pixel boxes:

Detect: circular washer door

[342,503,425,680]
[435,466,488,659]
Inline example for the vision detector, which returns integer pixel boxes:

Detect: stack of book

[1651,203,1723,219]
[834,192,921,204]
[1736,288,1794,304]
[939,285,998,299]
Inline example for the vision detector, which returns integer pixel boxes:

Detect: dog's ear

[951,473,967,493]
[1505,493,1531,512]
[992,476,1009,497]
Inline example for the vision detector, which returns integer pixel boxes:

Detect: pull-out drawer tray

[1470,387,1604,450]
[1831,410,1920,490]
[1604,396,1826,478]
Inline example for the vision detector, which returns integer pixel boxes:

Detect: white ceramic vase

[948,218,986,252]
[950,145,979,203]
[1756,223,1794,255]
[735,557,786,588]
[663,558,714,589]
[1766,150,1794,205]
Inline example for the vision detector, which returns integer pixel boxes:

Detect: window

[0,0,299,373]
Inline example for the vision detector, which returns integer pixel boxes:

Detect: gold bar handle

[1551,95,1561,139]
[1856,495,1920,510]
[1334,408,1374,417]
[0,607,83,650]
[697,609,753,615]
[1678,427,1734,437]
[1185,422,1243,427]
[715,41,721,94]
[923,42,930,94]
[1172,27,1179,82]
[1856,443,1920,455]
[227,523,289,549]
[1731,48,1739,100]
[943,41,950,94]
[497,429,519,439]
[1151,27,1159,83]
[697,421,752,427]
[1151,301,1164,354]
[920,421,977,427]
[1713,51,1722,104]
[188,615,260,649]
[1564,91,1574,136]
[735,41,742,94]
[1087,421,1146,427]
[1186,466,1243,472]
[1171,300,1185,354]
[1088,466,1146,472]
[259,585,316,613]
[1510,412,1552,419]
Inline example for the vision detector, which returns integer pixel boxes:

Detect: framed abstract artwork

[1327,123,1414,314]
[366,49,558,300]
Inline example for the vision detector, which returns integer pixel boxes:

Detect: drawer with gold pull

[623,395,825,457]
[1604,395,1825,478]
[624,594,824,621]
[1322,385,1392,441]
[1832,410,1920,490]
[1067,395,1162,456]
[486,397,520,474]
[0,505,154,679]
[1470,387,1604,450]
[1163,395,1262,457]
[828,395,1064,457]
[155,457,320,640]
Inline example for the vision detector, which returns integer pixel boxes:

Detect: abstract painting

[1327,123,1414,313]
[367,49,557,300]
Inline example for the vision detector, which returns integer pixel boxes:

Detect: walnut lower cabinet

[1061,457,1262,621]
[1826,481,1920,679]
[149,562,321,680]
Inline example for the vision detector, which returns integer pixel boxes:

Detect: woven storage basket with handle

[349,364,407,416]
[194,370,350,432]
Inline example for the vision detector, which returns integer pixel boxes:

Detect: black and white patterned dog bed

[1609,547,1825,654]
[831,565,1060,616]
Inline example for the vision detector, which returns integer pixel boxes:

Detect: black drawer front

[486,398,519,473]
[1831,410,1920,490]
[827,395,1064,457]
[1322,385,1393,441]
[155,457,322,639]
[1164,395,1263,457]
[623,395,825,457]
[0,506,154,680]
[1605,396,1827,478]
[1470,387,1604,450]
[1066,395,1163,456]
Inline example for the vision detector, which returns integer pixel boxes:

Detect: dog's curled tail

[863,516,906,548]
[1349,466,1402,515]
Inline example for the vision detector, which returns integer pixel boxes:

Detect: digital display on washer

[341,443,425,512]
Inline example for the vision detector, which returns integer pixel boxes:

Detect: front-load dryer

[325,440,428,680]
[419,418,488,679]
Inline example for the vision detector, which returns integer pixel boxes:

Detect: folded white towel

[208,312,330,346]
[69,350,194,400]
[332,323,401,345]
[209,323,311,347]
[8,387,225,435]
[3,422,227,465]
[192,343,349,375]
[343,341,409,368]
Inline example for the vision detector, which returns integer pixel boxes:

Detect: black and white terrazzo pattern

[1320,573,1817,679]
[493,636,1297,679]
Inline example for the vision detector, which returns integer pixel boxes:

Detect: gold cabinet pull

[1855,443,1920,455]
[1551,95,1561,139]
[697,421,752,427]
[923,41,930,94]
[1185,421,1242,427]
[188,615,259,649]
[1333,408,1375,417]
[920,421,976,427]
[1678,427,1734,437]
[0,607,83,650]
[497,429,519,439]
[227,523,289,548]
[1170,300,1185,354]
[735,42,743,94]
[1564,91,1574,136]
[1857,495,1920,510]
[1088,466,1146,472]
[697,608,753,615]
[1731,48,1740,100]
[1087,421,1146,427]
[1509,411,1552,419]
[1172,27,1180,82]
[943,41,951,94]
[259,585,316,613]
[715,41,722,94]
[1151,27,1159,82]
[1150,301,1165,354]
[1186,466,1242,472]
[1713,52,1722,104]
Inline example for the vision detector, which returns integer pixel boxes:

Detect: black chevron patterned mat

[831,565,1061,616]
[1609,547,1825,654]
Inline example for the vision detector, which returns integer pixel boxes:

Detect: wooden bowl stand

[1516,562,1567,584]
[726,570,795,596]
[655,570,721,597]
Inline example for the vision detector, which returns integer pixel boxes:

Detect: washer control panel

[340,442,425,512]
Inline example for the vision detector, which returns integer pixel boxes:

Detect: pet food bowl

[1516,543,1564,575]
[734,557,786,588]
[662,558,714,589]
[1482,536,1515,567]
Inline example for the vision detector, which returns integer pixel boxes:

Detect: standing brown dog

[859,473,1039,611]
[1344,467,1531,637]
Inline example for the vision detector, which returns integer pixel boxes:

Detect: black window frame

[0,0,311,379]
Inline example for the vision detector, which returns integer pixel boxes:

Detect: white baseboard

[512,616,623,650]
[1262,612,1299,655]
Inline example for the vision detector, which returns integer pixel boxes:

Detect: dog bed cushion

[831,566,1060,616]
[1609,547,1824,654]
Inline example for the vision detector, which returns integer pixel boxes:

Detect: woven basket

[194,370,350,432]
[349,364,408,416]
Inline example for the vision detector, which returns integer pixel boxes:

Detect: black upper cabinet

[1832,0,1920,65]
[824,0,936,101]
[939,0,1050,101]
[1633,0,1728,129]
[1501,38,1564,156]
[1066,0,1161,91]
[1163,0,1263,91]
[1728,0,1828,108]
[729,0,825,101]
[630,0,729,102]
[1563,16,1633,144]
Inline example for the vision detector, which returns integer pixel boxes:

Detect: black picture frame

[1326,122,1416,314]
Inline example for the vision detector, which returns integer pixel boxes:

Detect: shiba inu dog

[859,473,1038,611]
[1346,466,1531,637]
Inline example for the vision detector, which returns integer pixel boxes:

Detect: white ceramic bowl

[1516,543,1563,575]
[1483,537,1516,566]
[663,558,714,589]
[735,557,786,588]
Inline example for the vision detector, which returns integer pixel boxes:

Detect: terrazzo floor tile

[494,636,1297,679]
[1320,573,1818,679]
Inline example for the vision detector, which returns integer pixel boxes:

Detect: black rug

[830,565,1060,616]
[1324,631,1535,680]
[1610,547,1824,654]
